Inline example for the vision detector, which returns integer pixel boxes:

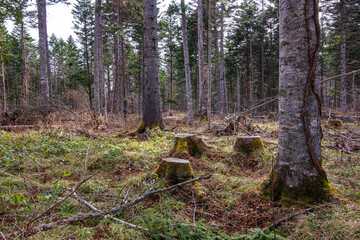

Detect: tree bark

[249,33,254,117]
[197,0,207,116]
[219,3,225,114]
[206,0,212,128]
[180,0,194,125]
[94,0,105,114]
[214,26,220,113]
[260,0,265,112]
[37,0,50,111]
[1,62,6,112]
[112,0,125,118]
[137,0,163,132]
[262,0,332,204]
[339,0,347,109]
[95,0,106,114]
[84,29,93,110]
[236,67,241,113]
[21,22,30,104]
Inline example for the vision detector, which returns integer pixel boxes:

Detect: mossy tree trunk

[137,0,164,133]
[262,0,333,204]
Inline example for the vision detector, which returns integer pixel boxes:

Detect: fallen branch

[69,188,172,240]
[8,175,211,238]
[26,171,99,230]
[0,125,38,131]
[75,128,98,139]
[262,201,339,232]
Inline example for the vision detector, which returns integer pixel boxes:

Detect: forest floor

[0,110,359,239]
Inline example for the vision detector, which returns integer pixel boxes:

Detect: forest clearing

[0,110,359,239]
[1,0,360,239]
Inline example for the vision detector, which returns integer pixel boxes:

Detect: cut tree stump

[169,134,209,157]
[155,158,204,197]
[234,136,264,153]
[327,119,343,128]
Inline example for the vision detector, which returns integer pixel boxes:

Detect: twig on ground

[8,175,211,238]
[0,232,6,240]
[26,171,100,230]
[262,201,339,232]
[69,188,172,240]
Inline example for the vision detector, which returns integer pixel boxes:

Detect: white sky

[5,0,77,41]
[45,0,77,40]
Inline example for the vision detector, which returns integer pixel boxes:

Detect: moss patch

[261,169,337,206]
[327,119,343,128]
[169,134,209,158]
[234,136,264,154]
[155,158,204,198]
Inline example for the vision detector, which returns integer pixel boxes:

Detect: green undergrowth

[0,119,359,239]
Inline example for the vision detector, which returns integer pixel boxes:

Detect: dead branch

[8,175,211,238]
[321,69,360,83]
[75,129,98,139]
[262,201,339,232]
[26,171,99,229]
[69,188,172,240]
[0,125,38,131]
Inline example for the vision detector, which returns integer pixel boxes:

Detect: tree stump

[234,136,264,153]
[170,134,209,157]
[327,119,343,128]
[155,158,204,197]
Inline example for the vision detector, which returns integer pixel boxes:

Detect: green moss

[155,158,204,198]
[134,120,146,133]
[234,136,264,154]
[170,135,208,157]
[261,170,337,206]
[328,119,343,128]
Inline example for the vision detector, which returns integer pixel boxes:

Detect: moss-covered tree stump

[234,136,264,153]
[327,119,343,128]
[169,134,209,157]
[155,158,204,197]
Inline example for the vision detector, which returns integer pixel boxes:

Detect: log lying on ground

[169,134,209,157]
[234,136,264,154]
[155,158,204,198]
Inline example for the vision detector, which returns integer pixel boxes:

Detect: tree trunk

[197,0,206,116]
[219,3,225,114]
[206,0,212,128]
[136,0,163,132]
[94,0,101,113]
[53,59,57,100]
[112,0,125,118]
[95,0,106,114]
[21,22,30,104]
[236,67,241,113]
[46,35,52,100]
[262,0,333,204]
[260,0,265,112]
[214,27,220,113]
[269,22,275,111]
[169,41,173,116]
[84,30,93,110]
[37,0,50,111]
[339,0,347,109]
[249,33,254,117]
[181,0,194,125]
[1,63,6,112]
